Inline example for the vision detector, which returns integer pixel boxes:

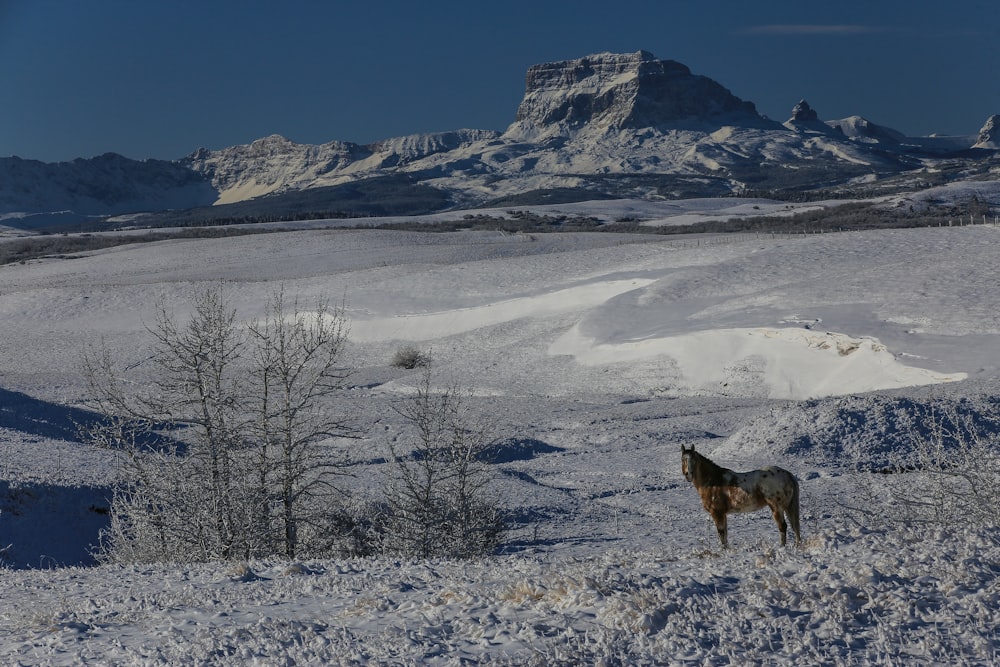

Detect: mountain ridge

[1,51,997,229]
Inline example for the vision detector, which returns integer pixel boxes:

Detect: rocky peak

[789,100,819,122]
[246,134,298,157]
[974,114,999,149]
[826,116,905,145]
[507,51,761,138]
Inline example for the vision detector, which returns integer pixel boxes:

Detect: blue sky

[2,0,997,162]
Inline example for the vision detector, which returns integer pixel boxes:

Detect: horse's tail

[787,474,802,546]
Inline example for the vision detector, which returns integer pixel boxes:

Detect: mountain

[0,153,217,229]
[181,130,498,206]
[2,51,997,229]
[974,115,1000,149]
[504,50,765,140]
[827,116,906,145]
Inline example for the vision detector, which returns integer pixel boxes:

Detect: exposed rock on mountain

[826,116,906,145]
[789,100,819,122]
[184,130,499,205]
[784,102,905,147]
[184,135,370,204]
[505,51,763,141]
[974,115,1000,149]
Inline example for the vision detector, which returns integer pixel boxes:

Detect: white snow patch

[551,325,965,399]
[214,179,280,205]
[347,278,656,342]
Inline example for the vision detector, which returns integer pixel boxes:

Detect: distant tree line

[363,201,992,236]
[365,211,604,234]
[0,226,282,266]
[602,203,970,235]
[119,209,364,231]
[5,194,993,267]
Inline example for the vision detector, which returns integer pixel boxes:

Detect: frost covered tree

[845,395,1000,528]
[379,370,505,559]
[246,289,355,559]
[83,285,356,563]
[84,287,254,562]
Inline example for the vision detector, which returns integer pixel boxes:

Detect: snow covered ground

[1,211,999,664]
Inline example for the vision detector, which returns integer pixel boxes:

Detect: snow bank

[347,278,656,342]
[716,391,1000,469]
[551,325,964,400]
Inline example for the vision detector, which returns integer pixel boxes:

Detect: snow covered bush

[377,371,505,558]
[841,395,1000,528]
[390,345,431,370]
[722,392,1000,530]
[82,286,358,563]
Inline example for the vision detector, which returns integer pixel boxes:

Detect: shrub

[378,371,505,558]
[843,395,1000,528]
[391,345,432,370]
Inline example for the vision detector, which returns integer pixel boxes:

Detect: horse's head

[681,445,696,483]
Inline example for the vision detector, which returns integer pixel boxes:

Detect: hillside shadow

[0,480,109,569]
[0,387,185,453]
[0,388,105,441]
[479,437,566,464]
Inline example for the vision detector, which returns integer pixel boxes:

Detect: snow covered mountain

[504,50,766,140]
[0,153,217,229]
[826,115,907,145]
[975,114,1000,149]
[182,130,500,205]
[2,51,997,228]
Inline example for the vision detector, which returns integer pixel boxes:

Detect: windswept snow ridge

[551,325,965,399]
[348,278,656,342]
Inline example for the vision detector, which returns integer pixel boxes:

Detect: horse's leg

[768,502,788,546]
[787,484,802,546]
[711,510,728,548]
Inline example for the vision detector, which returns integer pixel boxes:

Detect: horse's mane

[689,449,729,487]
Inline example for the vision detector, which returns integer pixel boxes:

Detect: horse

[681,444,801,548]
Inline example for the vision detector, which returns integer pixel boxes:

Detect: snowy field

[1,212,1000,664]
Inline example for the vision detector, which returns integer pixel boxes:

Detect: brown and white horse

[681,444,801,548]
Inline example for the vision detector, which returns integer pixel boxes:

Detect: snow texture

[2,204,1000,664]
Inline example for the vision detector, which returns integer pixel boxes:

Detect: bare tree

[85,286,257,562]
[379,370,505,558]
[83,285,357,564]
[247,288,356,559]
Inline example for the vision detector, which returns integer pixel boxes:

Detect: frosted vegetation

[1,200,999,664]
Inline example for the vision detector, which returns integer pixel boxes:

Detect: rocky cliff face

[975,115,1000,149]
[506,51,763,139]
[185,130,499,204]
[789,100,819,122]
[184,135,371,204]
